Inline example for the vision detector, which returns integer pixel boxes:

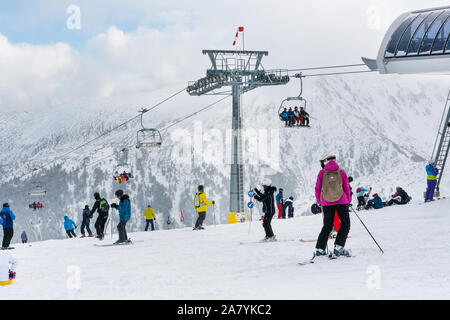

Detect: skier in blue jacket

[1,203,16,249]
[425,161,438,202]
[63,216,77,238]
[110,189,131,244]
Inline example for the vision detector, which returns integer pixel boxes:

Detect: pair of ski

[238,239,296,245]
[298,250,354,265]
[299,236,351,243]
[418,196,447,205]
[94,239,143,247]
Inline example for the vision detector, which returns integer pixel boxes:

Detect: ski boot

[261,236,270,242]
[80,234,86,238]
[268,235,277,242]
[197,226,205,230]
[315,248,328,257]
[88,234,94,238]
[332,245,351,258]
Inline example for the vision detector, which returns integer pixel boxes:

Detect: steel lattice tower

[187,49,289,219]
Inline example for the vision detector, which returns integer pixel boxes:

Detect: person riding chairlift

[300,107,310,127]
[287,108,295,127]
[280,108,289,126]
[294,107,301,126]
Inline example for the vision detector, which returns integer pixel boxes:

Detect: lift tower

[429,90,450,197]
[187,49,289,220]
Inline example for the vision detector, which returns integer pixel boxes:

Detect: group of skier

[61,190,132,244]
[275,189,295,219]
[280,106,310,127]
[29,202,43,211]
[113,171,133,183]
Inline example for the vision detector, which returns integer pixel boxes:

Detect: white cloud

[0,0,448,111]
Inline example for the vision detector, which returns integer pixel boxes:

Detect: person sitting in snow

[385,187,410,206]
[356,187,369,210]
[365,193,384,210]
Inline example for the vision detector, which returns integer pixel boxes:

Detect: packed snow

[3,198,450,299]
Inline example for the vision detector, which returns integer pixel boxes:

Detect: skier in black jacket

[90,192,109,239]
[253,178,277,241]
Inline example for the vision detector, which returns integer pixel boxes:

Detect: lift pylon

[187,49,289,222]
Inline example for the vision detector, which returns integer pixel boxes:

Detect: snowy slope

[3,198,450,299]
[0,74,449,242]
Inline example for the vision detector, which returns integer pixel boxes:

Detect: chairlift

[113,148,134,183]
[278,73,310,128]
[136,109,162,149]
[28,180,47,197]
[28,181,46,210]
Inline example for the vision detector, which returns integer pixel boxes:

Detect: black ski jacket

[254,186,277,215]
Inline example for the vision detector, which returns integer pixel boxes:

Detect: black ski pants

[2,228,13,248]
[262,213,275,237]
[145,219,155,231]
[195,212,206,229]
[316,204,350,250]
[95,212,108,237]
[117,220,128,242]
[66,229,77,238]
[357,196,365,208]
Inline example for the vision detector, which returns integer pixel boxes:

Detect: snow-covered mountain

[0,73,449,243]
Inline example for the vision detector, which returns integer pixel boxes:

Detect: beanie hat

[262,177,272,186]
[115,189,124,198]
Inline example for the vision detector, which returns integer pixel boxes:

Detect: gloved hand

[212,201,215,205]
[111,203,118,209]
[9,271,15,280]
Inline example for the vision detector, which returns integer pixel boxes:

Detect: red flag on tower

[232,26,245,47]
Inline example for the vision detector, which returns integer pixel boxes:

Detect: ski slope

[3,198,450,300]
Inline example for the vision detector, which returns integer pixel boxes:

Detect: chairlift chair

[113,148,134,183]
[135,109,162,149]
[28,182,46,210]
[278,73,310,127]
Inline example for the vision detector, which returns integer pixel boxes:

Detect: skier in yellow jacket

[193,185,215,230]
[144,205,156,231]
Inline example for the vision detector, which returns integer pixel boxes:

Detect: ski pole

[213,204,216,227]
[350,207,384,254]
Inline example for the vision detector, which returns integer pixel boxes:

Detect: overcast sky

[0,0,448,111]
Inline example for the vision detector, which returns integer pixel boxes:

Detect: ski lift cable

[1,87,187,177]
[1,94,232,200]
[159,95,231,132]
[301,70,376,78]
[286,63,367,73]
[40,86,188,168]
[75,96,230,168]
